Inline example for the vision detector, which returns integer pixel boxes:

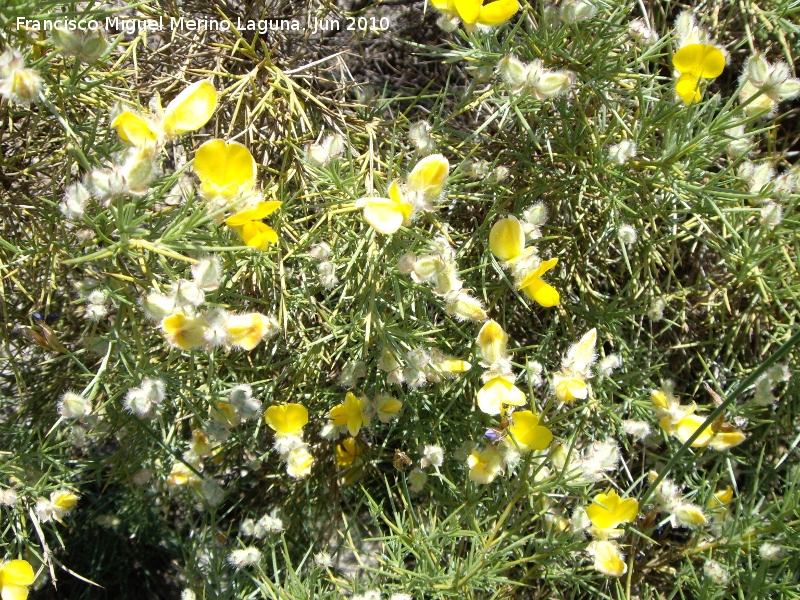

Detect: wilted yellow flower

[335,437,364,467]
[374,395,403,423]
[406,154,449,203]
[356,180,413,235]
[330,392,369,436]
[225,201,282,250]
[225,312,278,351]
[264,403,309,436]
[194,139,257,200]
[162,312,207,350]
[445,292,488,322]
[508,411,553,451]
[477,376,526,415]
[166,462,200,488]
[431,0,520,29]
[673,502,707,527]
[672,44,725,105]
[586,490,638,533]
[467,445,505,484]
[518,258,559,307]
[433,357,472,374]
[0,559,35,600]
[589,540,627,577]
[286,446,314,479]
[112,80,217,147]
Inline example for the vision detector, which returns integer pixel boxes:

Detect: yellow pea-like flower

[432,0,520,27]
[356,180,414,235]
[330,392,369,436]
[225,312,277,351]
[194,139,257,200]
[489,216,526,262]
[264,403,309,436]
[112,80,217,147]
[672,44,725,105]
[673,413,715,447]
[0,559,35,600]
[225,201,283,250]
[467,445,505,484]
[508,410,553,451]
[375,395,403,423]
[407,154,449,202]
[335,437,364,467]
[554,374,588,403]
[586,490,639,531]
[476,376,526,415]
[518,258,560,307]
[50,490,78,512]
[476,319,509,365]
[286,446,314,479]
[162,312,207,350]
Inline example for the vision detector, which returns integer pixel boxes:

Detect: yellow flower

[672,413,715,447]
[673,503,707,527]
[112,80,217,147]
[225,201,282,250]
[672,44,725,105]
[356,180,414,235]
[0,559,35,600]
[330,392,369,436]
[374,395,403,423]
[264,403,309,436]
[407,154,449,203]
[553,372,588,403]
[489,216,525,261]
[467,445,505,484]
[166,463,199,488]
[433,358,472,374]
[194,139,257,200]
[432,0,520,27]
[476,319,509,365]
[225,312,278,350]
[476,376,526,415]
[50,490,78,519]
[508,411,553,451]
[709,485,733,509]
[586,490,639,531]
[162,312,207,350]
[518,258,560,307]
[589,540,627,577]
[335,437,364,467]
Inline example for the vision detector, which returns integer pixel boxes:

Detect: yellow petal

[520,277,560,307]
[239,221,278,250]
[676,73,702,105]
[361,197,405,234]
[407,154,449,201]
[673,44,726,79]
[0,560,35,586]
[1,584,31,600]
[264,403,308,436]
[467,446,504,483]
[227,200,283,225]
[509,410,553,451]
[431,0,456,13]
[489,216,525,261]
[194,139,256,198]
[477,377,526,415]
[111,111,159,147]
[675,414,715,447]
[709,429,746,451]
[162,80,218,137]
[476,319,508,364]
[336,437,363,467]
[554,377,587,402]
[436,358,472,373]
[454,0,482,24]
[478,0,520,26]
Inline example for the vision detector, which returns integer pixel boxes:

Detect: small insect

[32,312,60,324]
[484,415,513,442]
[393,450,413,471]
